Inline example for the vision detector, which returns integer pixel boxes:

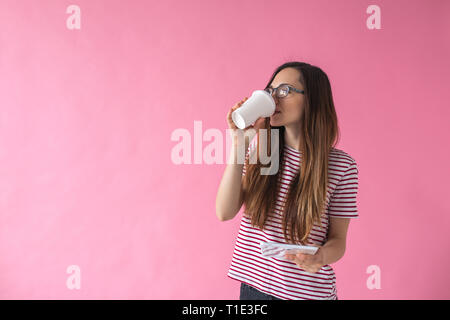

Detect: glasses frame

[264,84,305,98]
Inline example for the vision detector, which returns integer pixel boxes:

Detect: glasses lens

[265,88,274,96]
[277,85,289,98]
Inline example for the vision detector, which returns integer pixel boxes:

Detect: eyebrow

[269,82,295,89]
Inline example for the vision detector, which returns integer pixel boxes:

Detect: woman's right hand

[227,97,267,132]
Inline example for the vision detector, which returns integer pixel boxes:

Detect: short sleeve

[242,138,257,177]
[328,160,359,218]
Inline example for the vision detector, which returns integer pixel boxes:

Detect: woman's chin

[270,116,283,126]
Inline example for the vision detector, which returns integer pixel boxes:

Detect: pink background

[1,0,449,299]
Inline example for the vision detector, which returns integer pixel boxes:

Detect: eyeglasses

[264,84,305,98]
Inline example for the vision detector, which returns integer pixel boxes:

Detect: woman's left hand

[284,244,325,273]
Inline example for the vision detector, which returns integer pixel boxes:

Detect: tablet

[260,241,319,259]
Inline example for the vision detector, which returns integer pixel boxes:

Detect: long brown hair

[241,61,340,245]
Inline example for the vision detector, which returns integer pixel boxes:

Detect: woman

[215,61,359,300]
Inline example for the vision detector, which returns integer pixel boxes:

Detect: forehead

[271,68,303,88]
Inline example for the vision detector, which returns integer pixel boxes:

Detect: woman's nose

[270,92,279,102]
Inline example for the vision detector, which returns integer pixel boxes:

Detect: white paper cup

[232,90,276,129]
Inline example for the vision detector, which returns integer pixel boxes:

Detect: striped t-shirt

[227,138,359,300]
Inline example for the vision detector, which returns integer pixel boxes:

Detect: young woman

[215,61,359,300]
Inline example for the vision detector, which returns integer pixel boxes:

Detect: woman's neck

[284,124,302,151]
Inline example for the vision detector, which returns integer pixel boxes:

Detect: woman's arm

[215,134,249,221]
[320,217,350,265]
